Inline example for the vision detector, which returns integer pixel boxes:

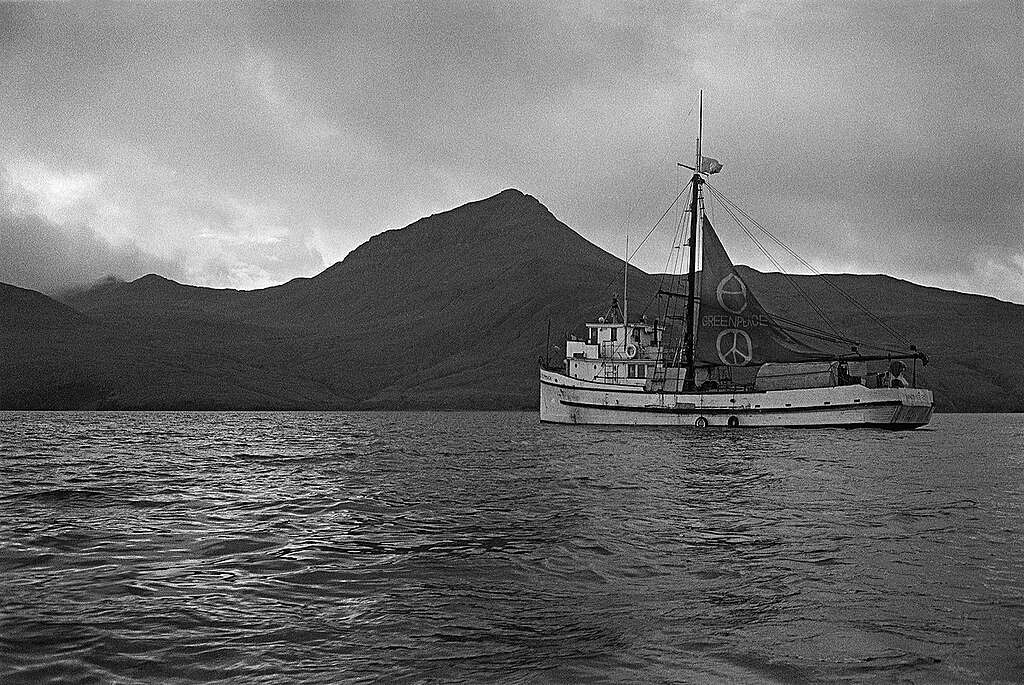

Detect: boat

[539,94,933,428]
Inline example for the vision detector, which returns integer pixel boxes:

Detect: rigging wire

[628,183,690,263]
[596,182,692,321]
[705,180,914,347]
[713,194,848,341]
[768,315,910,354]
[588,171,917,365]
[595,184,690,305]
[650,182,694,317]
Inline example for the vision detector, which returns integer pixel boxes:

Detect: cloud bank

[0,2,1020,302]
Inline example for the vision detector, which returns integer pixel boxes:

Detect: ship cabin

[564,318,665,386]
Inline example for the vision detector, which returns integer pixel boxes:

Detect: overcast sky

[2,1,1022,303]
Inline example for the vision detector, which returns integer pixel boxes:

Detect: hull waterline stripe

[558,399,906,416]
[539,419,930,430]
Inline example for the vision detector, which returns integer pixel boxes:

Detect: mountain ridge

[4,188,1023,411]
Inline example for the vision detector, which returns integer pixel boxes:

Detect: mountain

[0,281,343,409]
[58,189,660,409]
[0,282,108,408]
[3,189,1023,411]
[1,282,90,329]
[739,269,1024,412]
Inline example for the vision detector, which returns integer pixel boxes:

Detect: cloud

[0,198,183,296]
[0,158,325,292]
[0,162,182,293]
[0,1,1020,303]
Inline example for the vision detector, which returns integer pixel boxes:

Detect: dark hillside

[57,189,660,408]
[4,189,1022,411]
[64,274,259,325]
[741,269,1024,411]
[2,286,343,409]
[250,189,661,406]
[2,282,91,329]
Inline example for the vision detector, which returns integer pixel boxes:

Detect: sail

[695,217,826,366]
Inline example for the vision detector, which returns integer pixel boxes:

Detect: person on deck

[882,360,909,388]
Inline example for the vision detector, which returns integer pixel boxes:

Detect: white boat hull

[539,369,933,429]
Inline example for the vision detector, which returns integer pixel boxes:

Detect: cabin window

[589,328,598,345]
[610,327,617,341]
[627,364,647,379]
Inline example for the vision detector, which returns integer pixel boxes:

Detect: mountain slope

[4,188,1023,411]
[2,282,91,329]
[60,189,661,408]
[2,283,347,409]
[741,269,1024,411]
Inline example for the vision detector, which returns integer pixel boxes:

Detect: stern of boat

[888,387,934,428]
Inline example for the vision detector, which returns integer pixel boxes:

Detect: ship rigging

[539,91,933,428]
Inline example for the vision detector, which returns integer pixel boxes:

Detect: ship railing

[596,342,665,360]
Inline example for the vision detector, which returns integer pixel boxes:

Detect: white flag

[699,156,723,174]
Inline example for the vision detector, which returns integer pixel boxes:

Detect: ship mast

[682,90,703,391]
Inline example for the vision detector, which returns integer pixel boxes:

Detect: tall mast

[682,90,703,391]
[697,89,703,172]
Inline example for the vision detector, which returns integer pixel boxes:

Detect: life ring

[695,416,708,428]
[727,415,739,427]
[625,343,638,359]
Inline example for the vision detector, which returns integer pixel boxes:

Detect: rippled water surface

[1,412,1022,683]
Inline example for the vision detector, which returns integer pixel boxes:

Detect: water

[1,412,1022,683]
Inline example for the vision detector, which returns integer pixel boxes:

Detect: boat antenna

[623,234,629,329]
[682,89,703,390]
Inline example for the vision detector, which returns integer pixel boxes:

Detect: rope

[713,193,848,341]
[706,180,914,347]
[595,183,691,309]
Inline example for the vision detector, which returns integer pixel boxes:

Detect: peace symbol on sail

[716,329,753,365]
[696,218,825,366]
